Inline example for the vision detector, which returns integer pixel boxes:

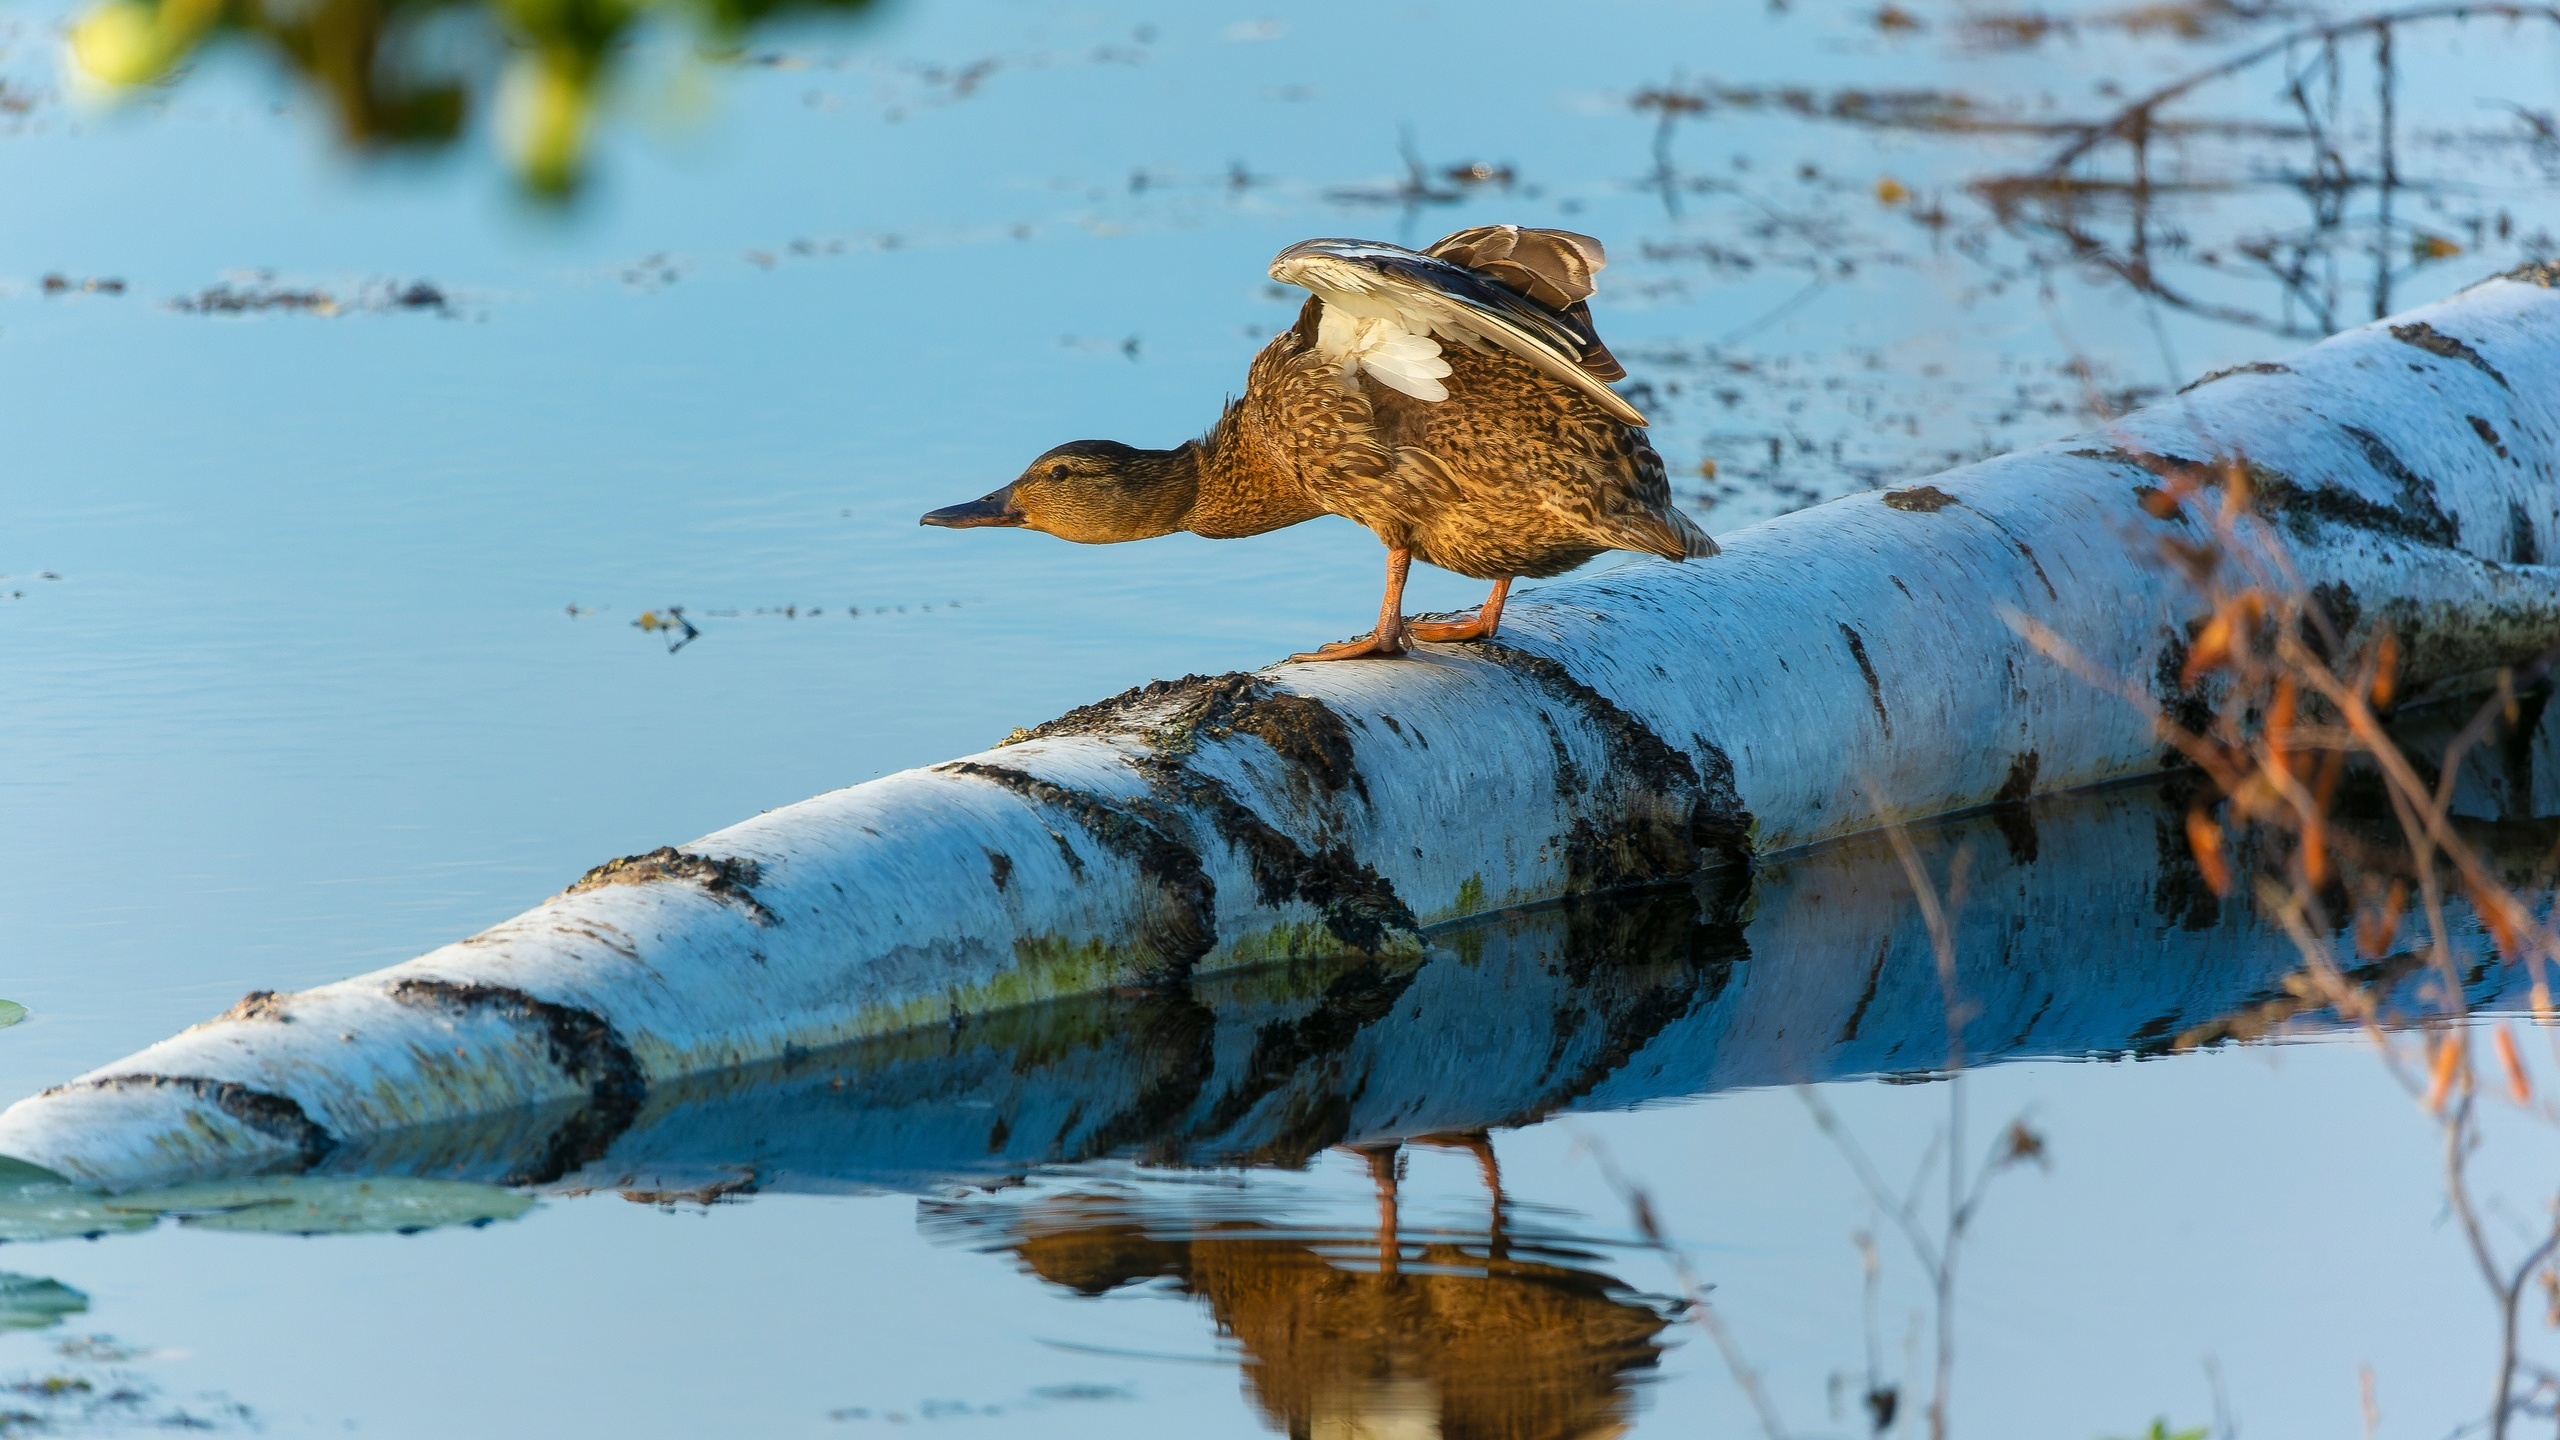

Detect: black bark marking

[985,849,1013,893]
[1990,751,2041,866]
[938,762,1216,979]
[1132,756,1418,956]
[2340,425,2462,546]
[2390,321,2510,389]
[2310,580,2363,640]
[568,847,778,926]
[387,979,648,1185]
[2470,415,2511,459]
[2129,446,2459,548]
[2307,580,2364,664]
[1882,485,1958,512]
[1837,939,1891,1043]
[1839,623,1893,739]
[2153,632,2215,769]
[45,1075,337,1167]
[1000,672,1368,802]
[1972,510,2059,601]
[1537,711,1587,798]
[1471,641,1758,886]
[2512,502,2544,566]
[2176,361,2290,394]
[1993,750,2040,805]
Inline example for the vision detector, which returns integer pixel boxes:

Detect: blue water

[7,0,2560,1431]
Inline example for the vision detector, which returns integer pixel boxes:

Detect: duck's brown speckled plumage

[923,225,1715,660]
[1193,296,1695,579]
[1351,330,1693,579]
[1179,305,1379,540]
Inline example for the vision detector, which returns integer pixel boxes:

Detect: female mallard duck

[922,225,1716,661]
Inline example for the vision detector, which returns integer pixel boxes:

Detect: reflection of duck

[921,225,1714,662]
[967,1134,1668,1440]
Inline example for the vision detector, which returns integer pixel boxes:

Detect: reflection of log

[8,271,2560,1187]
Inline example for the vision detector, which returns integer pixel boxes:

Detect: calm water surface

[7,0,2560,1432]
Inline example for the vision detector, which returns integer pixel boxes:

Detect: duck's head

[921,440,1198,545]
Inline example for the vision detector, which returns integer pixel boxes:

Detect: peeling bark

[6,271,2560,1188]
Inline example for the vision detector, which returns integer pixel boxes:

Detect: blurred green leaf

[0,1000,23,1028]
[67,0,882,197]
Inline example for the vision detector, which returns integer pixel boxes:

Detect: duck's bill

[920,489,1025,528]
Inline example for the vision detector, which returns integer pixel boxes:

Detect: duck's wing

[1424,225,1602,308]
[1425,226,1627,382]
[1270,238,1647,427]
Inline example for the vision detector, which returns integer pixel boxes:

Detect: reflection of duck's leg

[1355,1142,1403,1276]
[1416,1129,1507,1258]
[1291,548,1412,663]
[1407,577,1512,643]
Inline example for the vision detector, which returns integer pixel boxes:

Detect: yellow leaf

[1875,176,1909,206]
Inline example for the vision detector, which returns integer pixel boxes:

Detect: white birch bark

[7,267,2560,1190]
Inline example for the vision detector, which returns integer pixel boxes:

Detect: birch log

[3,772,2541,1235]
[8,268,2560,1190]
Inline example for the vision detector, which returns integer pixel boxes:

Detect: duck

[921,224,1717,662]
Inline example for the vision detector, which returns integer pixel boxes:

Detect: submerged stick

[8,267,2560,1188]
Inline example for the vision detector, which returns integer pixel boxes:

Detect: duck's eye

[1049,464,1070,481]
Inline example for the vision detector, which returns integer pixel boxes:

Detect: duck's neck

[1111,444,1204,540]
[1180,408,1317,540]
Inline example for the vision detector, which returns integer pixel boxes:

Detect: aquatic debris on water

[0,1161,533,1241]
[167,279,448,318]
[38,275,122,296]
[0,1275,86,1332]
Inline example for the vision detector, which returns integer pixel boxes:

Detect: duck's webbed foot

[1290,620,1410,663]
[1405,613,1491,642]
[1290,545,1416,664]
[1406,577,1512,643]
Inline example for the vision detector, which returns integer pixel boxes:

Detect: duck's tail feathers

[1626,507,1720,562]
[1677,508,1721,558]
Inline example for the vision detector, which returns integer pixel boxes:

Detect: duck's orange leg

[1290,548,1413,662]
[1407,576,1512,643]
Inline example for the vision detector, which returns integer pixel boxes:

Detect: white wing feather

[1315,305,1452,402]
[1272,242,1646,425]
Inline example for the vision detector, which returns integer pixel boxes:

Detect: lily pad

[0,1274,88,1332]
[106,1176,536,1236]
[0,1001,25,1028]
